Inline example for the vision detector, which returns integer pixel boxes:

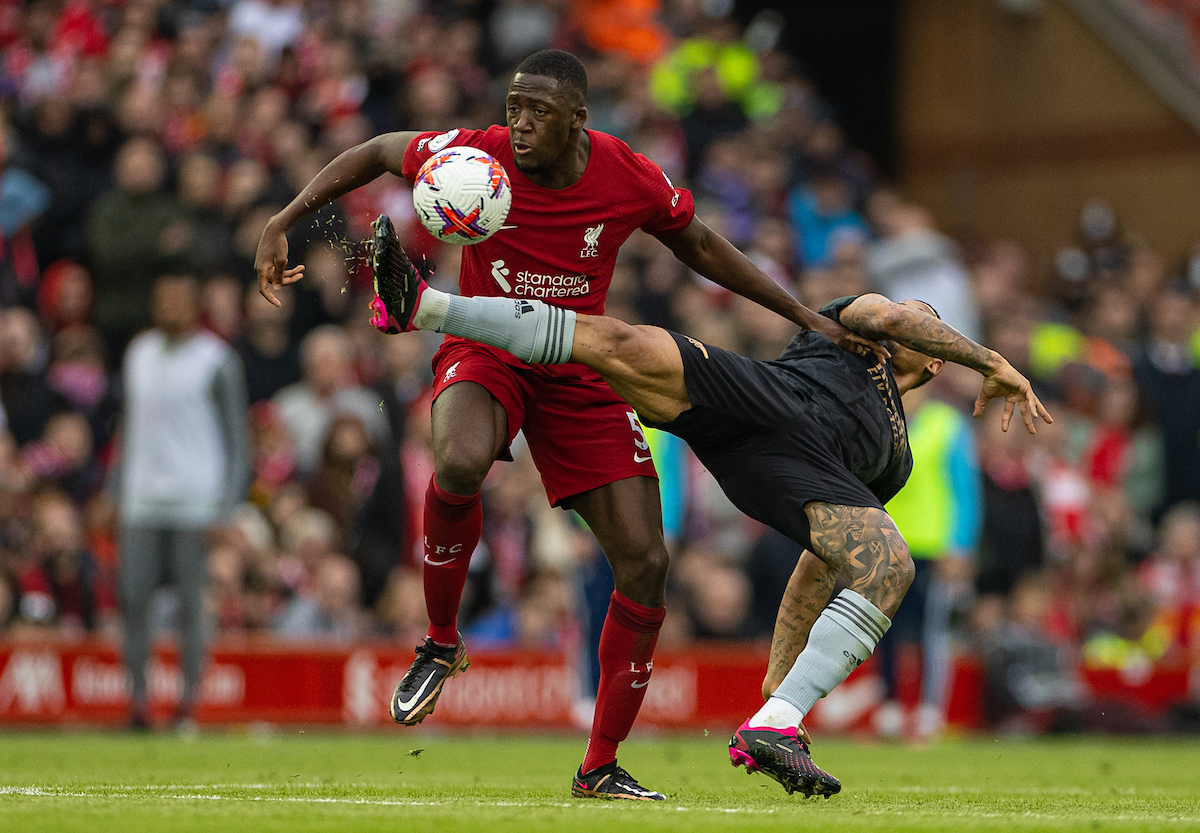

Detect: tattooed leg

[803,502,915,617]
[762,550,835,700]
[742,505,911,758]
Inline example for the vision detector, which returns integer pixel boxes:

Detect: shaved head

[514,49,588,106]
[900,299,940,319]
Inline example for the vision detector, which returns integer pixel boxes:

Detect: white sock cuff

[412,287,450,331]
[435,295,576,365]
[751,696,805,730]
[823,589,890,651]
[531,302,575,364]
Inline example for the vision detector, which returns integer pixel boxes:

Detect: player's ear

[928,358,944,378]
[572,106,588,129]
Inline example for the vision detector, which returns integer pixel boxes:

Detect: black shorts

[643,331,887,551]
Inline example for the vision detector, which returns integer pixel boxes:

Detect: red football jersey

[401,125,695,316]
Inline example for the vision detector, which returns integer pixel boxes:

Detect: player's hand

[808,314,891,363]
[973,360,1053,434]
[255,224,305,307]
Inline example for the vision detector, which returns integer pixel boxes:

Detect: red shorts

[431,337,658,506]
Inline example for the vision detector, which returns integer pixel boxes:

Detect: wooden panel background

[898,0,1200,272]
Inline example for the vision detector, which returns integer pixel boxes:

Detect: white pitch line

[897,786,1094,796]
[5,785,1199,823]
[0,786,777,814]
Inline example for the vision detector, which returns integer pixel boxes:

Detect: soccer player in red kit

[256,49,879,800]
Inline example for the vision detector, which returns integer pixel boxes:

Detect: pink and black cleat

[728,719,841,798]
[367,214,426,334]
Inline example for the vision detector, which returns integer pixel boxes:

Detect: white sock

[757,589,890,726]
[749,697,805,729]
[413,290,576,365]
[412,286,450,331]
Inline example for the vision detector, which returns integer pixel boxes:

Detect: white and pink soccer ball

[412,147,513,245]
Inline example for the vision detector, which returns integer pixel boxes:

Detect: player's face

[505,73,585,174]
[891,342,942,387]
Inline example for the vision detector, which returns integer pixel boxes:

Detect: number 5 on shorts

[627,411,652,463]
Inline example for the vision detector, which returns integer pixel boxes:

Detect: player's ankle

[749,695,805,730]
[404,279,428,331]
[580,737,619,775]
[411,282,448,331]
[580,756,616,777]
[426,625,459,646]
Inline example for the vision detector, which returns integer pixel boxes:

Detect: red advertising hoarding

[0,639,1192,730]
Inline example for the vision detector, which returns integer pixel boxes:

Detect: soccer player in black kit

[380,264,1051,797]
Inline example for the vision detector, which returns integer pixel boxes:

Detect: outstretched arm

[840,293,1053,434]
[255,130,419,306]
[660,218,889,362]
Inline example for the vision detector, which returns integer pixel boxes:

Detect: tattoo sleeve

[844,295,998,375]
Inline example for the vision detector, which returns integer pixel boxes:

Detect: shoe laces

[610,765,640,786]
[399,640,453,690]
[416,255,436,280]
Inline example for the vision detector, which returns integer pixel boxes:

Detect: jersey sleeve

[819,295,863,323]
[633,155,695,237]
[400,128,486,184]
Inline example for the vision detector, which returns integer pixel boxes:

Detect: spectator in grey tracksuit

[117,274,250,728]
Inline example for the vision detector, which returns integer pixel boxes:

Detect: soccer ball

[412,147,512,245]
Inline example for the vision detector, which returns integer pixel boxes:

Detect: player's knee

[609,541,670,600]
[433,446,492,494]
[641,542,671,584]
[591,317,643,366]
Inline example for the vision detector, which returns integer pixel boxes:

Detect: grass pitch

[1,730,1198,832]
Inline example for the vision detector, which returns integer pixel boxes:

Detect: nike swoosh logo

[633,453,652,463]
[395,674,436,712]
[499,224,518,230]
[425,556,455,566]
[631,680,649,689]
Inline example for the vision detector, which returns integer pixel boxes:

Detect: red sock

[581,591,665,775]
[422,477,482,646]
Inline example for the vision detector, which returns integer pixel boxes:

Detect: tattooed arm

[839,293,997,373]
[839,293,1053,434]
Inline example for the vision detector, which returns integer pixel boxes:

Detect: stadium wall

[0,640,1190,732]
[898,0,1200,270]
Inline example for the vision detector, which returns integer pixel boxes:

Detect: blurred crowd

[0,0,1198,732]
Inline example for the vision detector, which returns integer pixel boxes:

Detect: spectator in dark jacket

[85,137,191,363]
